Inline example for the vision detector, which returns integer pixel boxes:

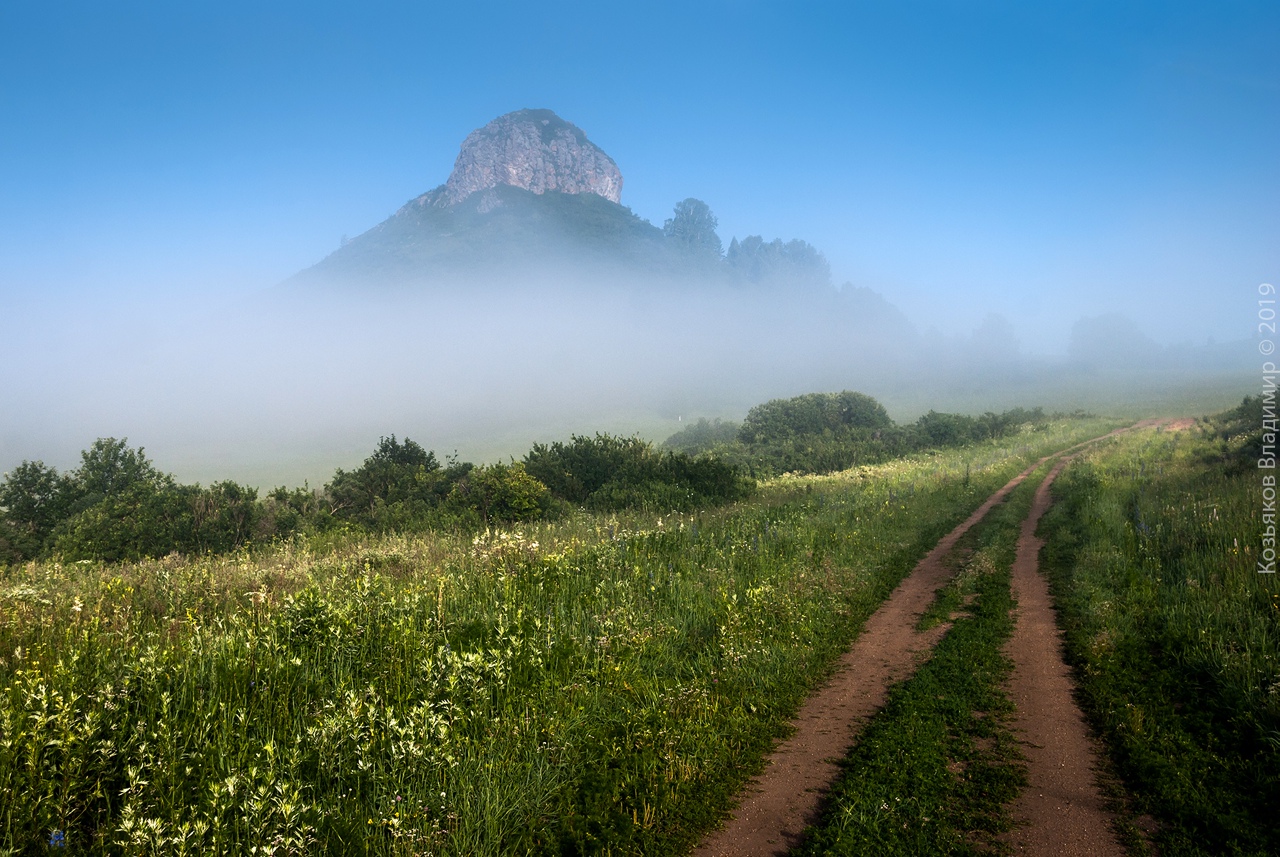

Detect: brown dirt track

[1000,456,1125,856]
[695,427,1144,856]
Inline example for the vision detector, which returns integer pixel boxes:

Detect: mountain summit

[287,109,835,295]
[290,109,657,288]
[436,109,622,206]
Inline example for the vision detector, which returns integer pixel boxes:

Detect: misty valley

[0,109,1272,856]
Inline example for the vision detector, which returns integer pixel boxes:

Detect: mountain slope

[294,183,675,289]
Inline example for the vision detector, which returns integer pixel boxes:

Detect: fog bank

[0,273,1252,488]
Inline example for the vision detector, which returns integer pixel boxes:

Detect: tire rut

[1000,456,1127,856]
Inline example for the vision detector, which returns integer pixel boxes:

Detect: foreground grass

[0,419,1117,855]
[795,464,1039,856]
[1041,424,1280,856]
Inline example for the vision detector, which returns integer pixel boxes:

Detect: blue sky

[1,0,1277,350]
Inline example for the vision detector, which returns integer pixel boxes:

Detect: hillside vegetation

[0,391,1054,566]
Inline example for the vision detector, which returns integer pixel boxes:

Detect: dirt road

[1001,457,1125,856]
[695,428,1140,856]
[695,454,1058,856]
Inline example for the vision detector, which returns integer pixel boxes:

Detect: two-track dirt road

[695,427,1146,856]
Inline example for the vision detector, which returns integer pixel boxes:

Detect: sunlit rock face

[439,108,623,206]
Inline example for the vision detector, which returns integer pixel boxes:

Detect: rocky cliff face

[437,108,623,206]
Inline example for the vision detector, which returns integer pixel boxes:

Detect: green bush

[325,436,469,531]
[661,418,740,455]
[50,479,262,562]
[258,485,329,540]
[0,459,70,559]
[738,390,892,445]
[523,433,656,505]
[53,481,189,562]
[524,433,752,511]
[911,408,1046,449]
[446,462,551,527]
[691,393,1051,478]
[189,481,260,553]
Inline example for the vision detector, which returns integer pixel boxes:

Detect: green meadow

[5,403,1275,857]
[0,418,1116,855]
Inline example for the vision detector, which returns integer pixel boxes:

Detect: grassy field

[1040,420,1280,856]
[0,418,1119,856]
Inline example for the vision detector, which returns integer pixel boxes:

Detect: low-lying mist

[0,266,1251,489]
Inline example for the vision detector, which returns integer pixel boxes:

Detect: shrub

[914,410,979,447]
[447,462,550,527]
[525,433,752,511]
[53,481,191,562]
[525,434,654,506]
[738,391,892,445]
[258,485,329,539]
[662,418,740,455]
[189,480,260,553]
[325,436,467,530]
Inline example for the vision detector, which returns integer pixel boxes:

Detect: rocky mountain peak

[440,109,623,206]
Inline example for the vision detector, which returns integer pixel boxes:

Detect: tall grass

[0,419,1117,855]
[1041,424,1280,856]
